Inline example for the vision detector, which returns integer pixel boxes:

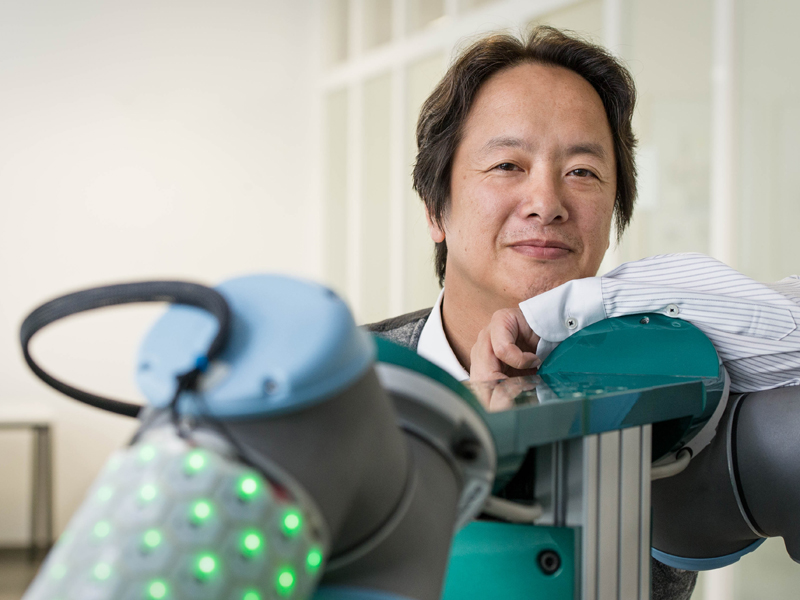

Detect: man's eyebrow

[562,142,609,161]
[480,136,534,154]
[480,137,610,161]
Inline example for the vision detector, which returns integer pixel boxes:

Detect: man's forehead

[460,64,614,157]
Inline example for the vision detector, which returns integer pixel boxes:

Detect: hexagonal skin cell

[39,535,106,589]
[16,557,68,600]
[266,504,308,562]
[171,551,229,600]
[129,442,169,475]
[221,527,270,581]
[80,519,121,553]
[62,560,123,600]
[162,450,222,498]
[113,481,171,529]
[122,528,178,575]
[214,472,273,524]
[225,585,271,600]
[100,451,128,477]
[268,563,302,600]
[167,499,226,547]
[295,549,326,600]
[120,578,184,600]
[64,481,120,537]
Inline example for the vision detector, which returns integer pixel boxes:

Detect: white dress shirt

[519,253,800,394]
[418,288,470,382]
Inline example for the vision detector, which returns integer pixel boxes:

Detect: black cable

[20,281,231,418]
[729,392,768,537]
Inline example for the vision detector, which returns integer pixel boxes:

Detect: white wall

[0,0,318,544]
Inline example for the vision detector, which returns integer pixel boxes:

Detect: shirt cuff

[518,277,606,343]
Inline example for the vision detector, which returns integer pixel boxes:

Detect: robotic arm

[18,274,800,600]
[20,274,494,600]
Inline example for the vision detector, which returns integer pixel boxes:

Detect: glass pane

[363,0,392,51]
[323,89,349,297]
[404,53,446,312]
[733,537,800,599]
[728,1,800,596]
[324,0,349,67]
[407,0,444,34]
[736,0,800,282]
[613,0,713,266]
[361,73,393,323]
[528,0,603,43]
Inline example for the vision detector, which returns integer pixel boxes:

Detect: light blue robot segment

[137,275,375,418]
[652,538,766,571]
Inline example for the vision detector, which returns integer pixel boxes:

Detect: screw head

[263,379,278,395]
[452,438,480,461]
[538,549,561,575]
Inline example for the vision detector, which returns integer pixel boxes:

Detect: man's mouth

[508,238,572,259]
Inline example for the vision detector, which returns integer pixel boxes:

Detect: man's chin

[504,270,579,303]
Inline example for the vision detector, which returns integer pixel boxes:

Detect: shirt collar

[417,287,470,382]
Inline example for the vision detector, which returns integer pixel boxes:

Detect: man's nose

[518,168,568,225]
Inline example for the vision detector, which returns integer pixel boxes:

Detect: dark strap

[20,281,231,418]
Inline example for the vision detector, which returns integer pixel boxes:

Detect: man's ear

[425,208,446,244]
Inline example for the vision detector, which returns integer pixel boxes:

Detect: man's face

[430,62,617,307]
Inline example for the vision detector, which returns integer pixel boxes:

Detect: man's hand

[469,307,542,382]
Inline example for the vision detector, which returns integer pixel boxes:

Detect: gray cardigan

[365,309,698,600]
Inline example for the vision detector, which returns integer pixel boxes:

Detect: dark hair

[413,26,638,286]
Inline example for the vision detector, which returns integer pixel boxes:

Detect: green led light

[242,590,262,600]
[244,533,261,551]
[139,484,158,503]
[49,564,67,580]
[93,521,111,538]
[185,450,207,474]
[106,455,123,472]
[142,529,162,550]
[190,500,213,523]
[93,562,112,581]
[194,553,218,580]
[138,445,157,463]
[275,567,296,596]
[147,580,168,600]
[240,531,264,557]
[237,475,260,500]
[281,509,302,537]
[96,485,113,502]
[306,547,323,571]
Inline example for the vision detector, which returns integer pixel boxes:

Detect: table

[0,408,53,560]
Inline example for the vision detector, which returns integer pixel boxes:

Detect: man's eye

[569,168,596,178]
[495,162,520,171]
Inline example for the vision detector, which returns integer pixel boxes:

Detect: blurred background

[0,1,797,598]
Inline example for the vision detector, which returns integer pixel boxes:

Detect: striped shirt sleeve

[519,253,800,393]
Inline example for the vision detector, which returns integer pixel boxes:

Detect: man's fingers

[490,310,541,370]
[515,310,542,350]
[470,327,507,382]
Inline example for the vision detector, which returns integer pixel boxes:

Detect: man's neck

[440,281,514,374]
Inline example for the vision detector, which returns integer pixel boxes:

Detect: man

[367,26,799,600]
[371,26,634,375]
